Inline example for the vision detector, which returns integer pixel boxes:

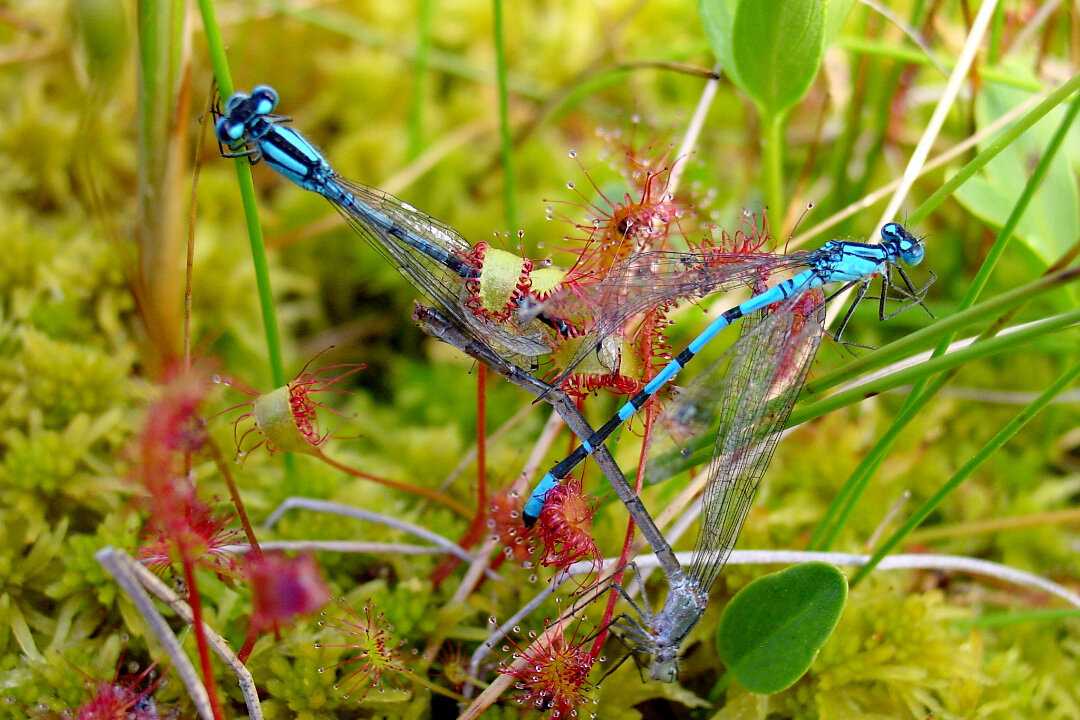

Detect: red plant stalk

[177,541,225,720]
[136,370,226,718]
[431,365,491,587]
[205,439,261,557]
[477,364,488,518]
[202,438,264,664]
[316,453,471,517]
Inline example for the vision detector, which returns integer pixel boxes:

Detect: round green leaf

[716,561,847,694]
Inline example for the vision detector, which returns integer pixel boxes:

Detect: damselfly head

[250,85,279,115]
[221,89,249,116]
[648,653,679,683]
[880,222,925,267]
[215,113,245,144]
[215,85,280,144]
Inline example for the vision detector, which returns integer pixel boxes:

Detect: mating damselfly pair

[215,84,933,682]
[521,222,928,681]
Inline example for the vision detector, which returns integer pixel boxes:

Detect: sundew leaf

[716,561,847,694]
[954,82,1080,265]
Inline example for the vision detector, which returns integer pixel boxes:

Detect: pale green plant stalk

[492,0,516,229]
[136,0,190,366]
[196,0,286,389]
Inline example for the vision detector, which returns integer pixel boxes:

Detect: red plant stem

[177,542,226,720]
[206,425,265,664]
[317,452,472,518]
[193,434,265,665]
[430,366,491,587]
[206,434,262,557]
[236,631,258,665]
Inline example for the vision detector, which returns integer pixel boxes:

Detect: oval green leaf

[716,561,847,694]
[698,0,744,89]
[699,0,854,116]
[733,0,825,114]
[953,84,1080,265]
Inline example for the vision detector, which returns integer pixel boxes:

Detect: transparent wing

[644,289,826,592]
[537,250,812,383]
[642,310,767,486]
[331,178,552,365]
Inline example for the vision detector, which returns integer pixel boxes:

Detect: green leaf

[698,0,853,116]
[698,0,743,88]
[716,562,847,694]
[733,0,825,114]
[596,661,710,718]
[953,84,1080,265]
[823,0,857,46]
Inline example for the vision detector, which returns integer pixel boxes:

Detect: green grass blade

[811,84,1080,550]
[408,0,433,161]
[196,0,285,388]
[791,309,1080,427]
[849,360,1080,587]
[803,267,1080,396]
[909,72,1080,226]
[493,0,516,229]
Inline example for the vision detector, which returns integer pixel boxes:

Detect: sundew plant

[2,0,1080,718]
